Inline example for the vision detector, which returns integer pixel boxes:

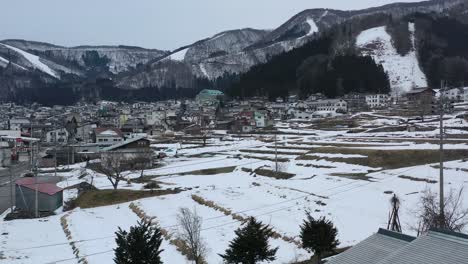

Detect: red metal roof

[15,178,63,196]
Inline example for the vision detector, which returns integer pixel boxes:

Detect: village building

[94,128,124,145]
[196,89,225,106]
[254,111,272,128]
[9,118,30,131]
[15,177,63,213]
[100,136,153,170]
[45,127,69,144]
[343,93,368,112]
[441,87,463,102]
[365,94,390,109]
[309,99,348,113]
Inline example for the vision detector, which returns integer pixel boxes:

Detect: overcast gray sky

[1,0,423,51]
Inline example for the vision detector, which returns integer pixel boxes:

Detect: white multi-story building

[365,94,390,109]
[293,110,315,119]
[46,128,69,144]
[95,128,124,146]
[310,99,347,112]
[443,88,463,102]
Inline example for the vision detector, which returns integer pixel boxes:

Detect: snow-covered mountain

[356,23,428,94]
[117,0,467,90]
[0,0,467,101]
[0,39,169,77]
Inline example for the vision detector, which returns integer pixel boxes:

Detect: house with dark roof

[100,136,153,170]
[328,228,468,264]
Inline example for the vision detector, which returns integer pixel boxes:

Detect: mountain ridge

[1,0,468,103]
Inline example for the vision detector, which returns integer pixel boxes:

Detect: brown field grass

[73,189,181,209]
[254,168,296,179]
[298,147,468,169]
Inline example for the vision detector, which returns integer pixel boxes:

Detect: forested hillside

[226,23,391,100]
[414,14,468,88]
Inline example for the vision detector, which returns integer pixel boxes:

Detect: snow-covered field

[2,118,468,264]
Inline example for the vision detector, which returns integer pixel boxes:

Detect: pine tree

[300,213,339,264]
[220,217,278,264]
[114,221,164,264]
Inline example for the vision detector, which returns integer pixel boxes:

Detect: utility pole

[30,121,33,170]
[274,132,278,173]
[9,165,13,212]
[54,127,57,177]
[2,156,14,212]
[439,80,445,228]
[30,118,39,218]
[34,161,38,218]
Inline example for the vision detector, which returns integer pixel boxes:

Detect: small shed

[15,177,63,213]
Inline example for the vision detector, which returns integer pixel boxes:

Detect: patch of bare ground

[288,141,407,148]
[254,168,296,180]
[152,166,237,178]
[298,147,468,169]
[69,189,182,209]
[240,149,305,156]
[241,155,290,162]
[312,118,358,129]
[339,136,468,145]
[328,173,374,181]
[398,175,437,184]
[296,163,335,169]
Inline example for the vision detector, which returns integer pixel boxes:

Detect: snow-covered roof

[101,135,148,152]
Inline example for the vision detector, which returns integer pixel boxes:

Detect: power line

[8,164,421,255]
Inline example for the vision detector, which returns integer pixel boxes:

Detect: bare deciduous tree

[413,188,468,235]
[98,153,132,190]
[177,207,207,264]
[130,150,153,178]
[98,151,154,189]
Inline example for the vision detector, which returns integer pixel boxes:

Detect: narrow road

[0,162,30,214]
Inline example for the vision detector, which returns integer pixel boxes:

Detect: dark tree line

[0,73,207,106]
[387,18,412,56]
[414,14,468,88]
[227,35,333,100]
[298,55,390,98]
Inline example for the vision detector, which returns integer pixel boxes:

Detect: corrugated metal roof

[377,230,468,264]
[328,229,414,264]
[16,177,63,195]
[329,228,468,264]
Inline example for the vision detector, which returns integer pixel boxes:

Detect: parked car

[158,148,177,159]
